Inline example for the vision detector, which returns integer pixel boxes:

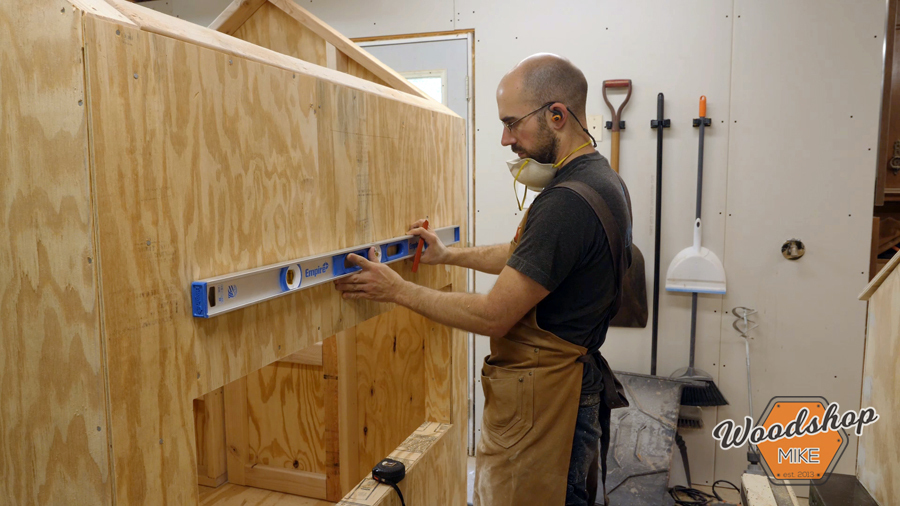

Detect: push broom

[667,96,728,407]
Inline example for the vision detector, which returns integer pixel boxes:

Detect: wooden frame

[857,254,900,504]
[208,0,442,104]
[195,388,228,488]
[2,0,467,504]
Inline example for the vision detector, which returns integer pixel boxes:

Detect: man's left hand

[333,246,407,302]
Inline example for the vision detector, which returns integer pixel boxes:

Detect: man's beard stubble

[516,117,559,165]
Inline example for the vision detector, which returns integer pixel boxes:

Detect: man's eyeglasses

[502,102,556,133]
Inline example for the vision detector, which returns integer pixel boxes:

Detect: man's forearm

[394,282,507,337]
[445,243,510,275]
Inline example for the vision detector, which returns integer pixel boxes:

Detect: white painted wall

[159,0,885,490]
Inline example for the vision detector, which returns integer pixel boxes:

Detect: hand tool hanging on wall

[190,226,461,317]
[668,96,728,407]
[665,96,726,294]
[602,79,632,172]
[732,307,762,471]
[603,79,648,328]
[649,93,671,375]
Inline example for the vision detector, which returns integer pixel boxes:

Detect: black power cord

[668,480,741,506]
[372,458,406,506]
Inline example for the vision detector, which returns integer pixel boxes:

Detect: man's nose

[500,128,515,147]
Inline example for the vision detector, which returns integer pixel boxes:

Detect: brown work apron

[474,180,631,506]
[473,206,589,506]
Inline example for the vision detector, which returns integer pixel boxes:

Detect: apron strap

[554,180,631,319]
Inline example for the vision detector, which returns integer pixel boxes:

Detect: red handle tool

[412,220,428,273]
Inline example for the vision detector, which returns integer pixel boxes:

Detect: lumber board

[857,264,900,505]
[244,465,327,499]
[71,0,137,25]
[224,376,250,486]
[208,0,267,35]
[337,422,454,506]
[266,0,433,101]
[0,1,111,504]
[80,11,465,504]
[200,482,335,506]
[335,328,360,494]
[233,1,327,67]
[100,0,453,115]
[860,247,900,300]
[322,337,343,501]
[195,387,228,488]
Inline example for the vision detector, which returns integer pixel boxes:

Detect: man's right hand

[408,219,450,265]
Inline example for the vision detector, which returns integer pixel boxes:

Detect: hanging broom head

[666,218,726,294]
[671,366,729,407]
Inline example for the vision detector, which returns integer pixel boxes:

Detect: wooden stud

[207,0,268,35]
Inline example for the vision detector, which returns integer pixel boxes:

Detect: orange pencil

[412,220,428,273]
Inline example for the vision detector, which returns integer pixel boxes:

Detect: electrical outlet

[586,114,604,142]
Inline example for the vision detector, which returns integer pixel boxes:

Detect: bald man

[335,54,632,505]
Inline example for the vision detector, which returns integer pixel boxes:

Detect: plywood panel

[857,265,900,505]
[247,362,325,474]
[81,10,464,504]
[103,0,450,114]
[0,2,111,505]
[355,307,427,474]
[233,1,327,67]
[337,422,454,506]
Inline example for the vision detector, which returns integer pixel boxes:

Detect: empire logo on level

[191,226,461,318]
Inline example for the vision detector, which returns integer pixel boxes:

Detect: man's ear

[549,102,566,129]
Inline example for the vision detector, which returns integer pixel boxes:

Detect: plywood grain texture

[101,0,449,114]
[211,0,433,100]
[857,262,900,505]
[5,1,466,503]
[355,307,427,475]
[0,1,112,504]
[80,3,463,504]
[248,363,325,474]
[232,1,326,67]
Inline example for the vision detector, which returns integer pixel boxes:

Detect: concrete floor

[465,456,810,506]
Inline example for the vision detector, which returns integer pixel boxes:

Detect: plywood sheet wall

[858,263,900,504]
[233,1,327,67]
[0,1,112,504]
[77,9,465,505]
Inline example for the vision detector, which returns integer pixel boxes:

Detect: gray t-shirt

[507,152,630,395]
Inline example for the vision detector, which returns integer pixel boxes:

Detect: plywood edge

[197,473,228,488]
[280,341,324,366]
[244,465,327,499]
[68,0,136,25]
[336,421,452,506]
[95,0,455,115]
[265,0,437,103]
[859,249,900,300]
[208,0,267,34]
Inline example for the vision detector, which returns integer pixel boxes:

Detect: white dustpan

[665,218,726,294]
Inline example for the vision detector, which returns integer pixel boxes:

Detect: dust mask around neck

[508,141,592,211]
